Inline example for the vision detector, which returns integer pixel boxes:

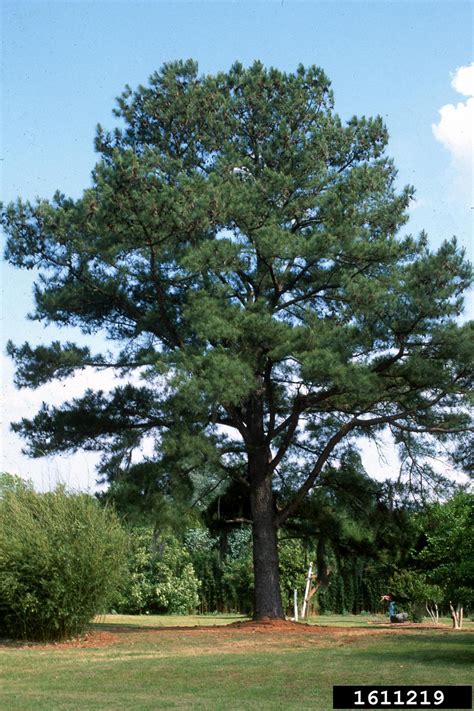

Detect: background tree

[2,60,473,619]
[414,491,473,628]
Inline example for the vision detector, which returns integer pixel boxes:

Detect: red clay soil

[225,618,455,634]
[229,617,314,632]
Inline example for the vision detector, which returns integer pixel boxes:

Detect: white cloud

[1,348,163,491]
[1,355,120,491]
[452,62,474,97]
[432,98,473,163]
[432,63,474,203]
[407,196,427,213]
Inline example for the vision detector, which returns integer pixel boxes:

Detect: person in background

[381,594,408,623]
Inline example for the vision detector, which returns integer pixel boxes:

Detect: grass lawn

[1,615,472,710]
[307,613,474,629]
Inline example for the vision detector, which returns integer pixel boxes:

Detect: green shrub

[118,528,200,614]
[0,479,128,641]
[388,569,443,622]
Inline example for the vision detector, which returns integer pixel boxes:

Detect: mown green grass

[1,615,472,711]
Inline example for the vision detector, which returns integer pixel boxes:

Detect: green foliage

[118,528,200,614]
[317,559,390,615]
[220,528,254,614]
[415,492,474,609]
[278,538,308,610]
[0,472,30,495]
[388,569,443,622]
[184,528,223,613]
[0,483,128,641]
[97,461,200,533]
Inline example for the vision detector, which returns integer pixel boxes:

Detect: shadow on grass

[356,633,474,667]
[89,622,241,634]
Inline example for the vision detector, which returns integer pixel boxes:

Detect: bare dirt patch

[223,618,455,635]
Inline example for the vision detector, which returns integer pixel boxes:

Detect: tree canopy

[2,60,473,618]
[417,492,474,611]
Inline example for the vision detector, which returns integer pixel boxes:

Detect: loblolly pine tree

[2,61,473,619]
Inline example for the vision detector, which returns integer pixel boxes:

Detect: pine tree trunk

[249,469,284,620]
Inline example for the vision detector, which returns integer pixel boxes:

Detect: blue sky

[1,0,473,489]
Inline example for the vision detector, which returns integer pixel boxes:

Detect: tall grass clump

[0,476,128,642]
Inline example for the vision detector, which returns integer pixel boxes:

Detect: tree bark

[249,467,284,620]
[449,602,463,629]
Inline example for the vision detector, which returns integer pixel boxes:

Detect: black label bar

[333,685,472,709]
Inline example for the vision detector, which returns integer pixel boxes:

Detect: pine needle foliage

[1,61,473,618]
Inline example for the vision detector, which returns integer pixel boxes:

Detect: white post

[301,562,313,619]
[293,588,298,622]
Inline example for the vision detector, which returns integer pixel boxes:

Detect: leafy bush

[118,528,200,614]
[388,569,443,622]
[0,478,128,641]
